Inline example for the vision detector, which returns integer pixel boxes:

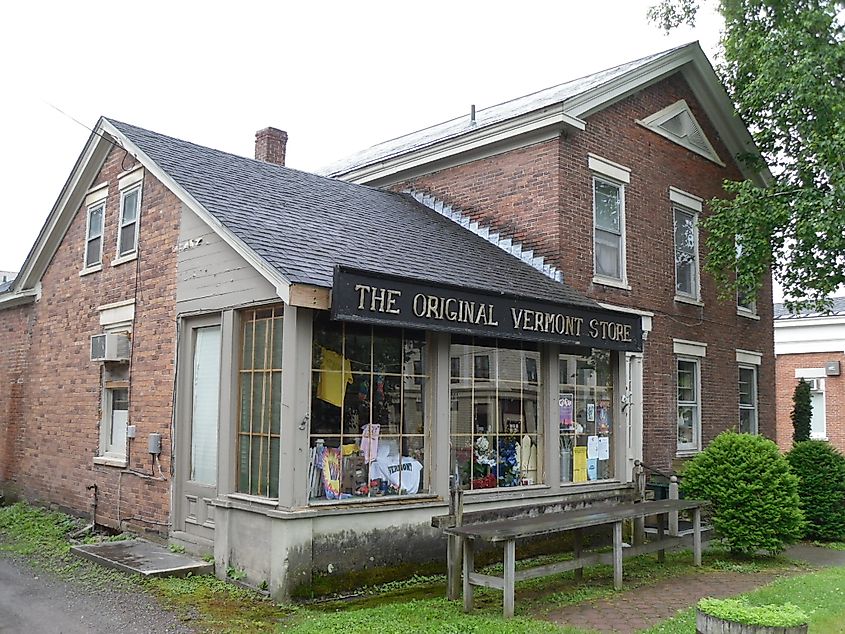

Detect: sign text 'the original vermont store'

[331,268,643,352]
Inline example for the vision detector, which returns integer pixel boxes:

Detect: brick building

[0,42,771,597]
[774,298,845,453]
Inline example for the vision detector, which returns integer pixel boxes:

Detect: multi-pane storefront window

[237,306,283,498]
[309,314,428,501]
[450,337,541,490]
[559,349,615,482]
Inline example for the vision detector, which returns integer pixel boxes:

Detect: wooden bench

[442,499,708,618]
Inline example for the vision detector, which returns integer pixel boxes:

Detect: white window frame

[673,205,700,301]
[83,201,105,270]
[116,184,142,261]
[589,155,630,289]
[99,385,129,463]
[738,364,758,434]
[676,356,702,454]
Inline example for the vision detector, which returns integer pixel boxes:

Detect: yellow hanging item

[317,348,353,407]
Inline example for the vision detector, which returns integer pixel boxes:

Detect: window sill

[79,264,103,277]
[674,295,704,307]
[94,456,128,468]
[226,493,279,507]
[675,448,700,458]
[593,276,631,291]
[737,309,760,320]
[111,252,138,268]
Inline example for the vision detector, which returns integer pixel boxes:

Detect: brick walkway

[546,570,783,633]
[545,544,845,633]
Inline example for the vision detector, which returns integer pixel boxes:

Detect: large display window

[308,314,428,501]
[558,349,615,482]
[450,337,542,490]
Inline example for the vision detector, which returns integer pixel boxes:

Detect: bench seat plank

[443,500,704,542]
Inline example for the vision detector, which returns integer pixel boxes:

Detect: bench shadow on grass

[308,544,802,621]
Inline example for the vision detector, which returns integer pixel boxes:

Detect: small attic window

[637,100,724,166]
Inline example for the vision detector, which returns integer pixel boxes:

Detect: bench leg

[657,512,665,563]
[693,507,702,566]
[613,521,623,590]
[463,537,475,613]
[503,539,516,619]
[573,528,583,582]
[447,535,462,600]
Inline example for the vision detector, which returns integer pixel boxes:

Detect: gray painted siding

[177,205,279,313]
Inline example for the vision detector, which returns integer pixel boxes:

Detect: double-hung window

[84,201,105,268]
[117,185,141,258]
[677,357,701,452]
[589,155,630,287]
[674,206,699,299]
[738,365,758,434]
[593,178,625,282]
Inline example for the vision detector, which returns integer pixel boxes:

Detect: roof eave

[335,106,586,185]
[0,287,39,311]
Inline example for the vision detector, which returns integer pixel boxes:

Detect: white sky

[0,1,724,276]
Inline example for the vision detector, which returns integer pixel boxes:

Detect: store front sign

[331,268,643,352]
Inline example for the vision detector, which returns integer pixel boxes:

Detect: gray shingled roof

[322,44,688,177]
[109,120,597,308]
[774,297,845,319]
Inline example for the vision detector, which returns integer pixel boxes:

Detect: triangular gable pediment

[637,99,724,166]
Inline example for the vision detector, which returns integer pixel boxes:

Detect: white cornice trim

[0,288,38,310]
[339,105,585,185]
[99,120,292,303]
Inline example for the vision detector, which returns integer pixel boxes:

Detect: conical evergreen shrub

[787,440,845,541]
[681,431,804,555]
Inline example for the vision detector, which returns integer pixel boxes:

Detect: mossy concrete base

[696,609,808,634]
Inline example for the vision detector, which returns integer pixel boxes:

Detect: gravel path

[0,554,195,634]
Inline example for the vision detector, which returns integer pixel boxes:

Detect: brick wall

[396,74,775,472]
[0,304,35,485]
[775,352,845,454]
[0,145,180,532]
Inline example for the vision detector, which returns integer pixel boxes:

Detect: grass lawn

[2,501,842,633]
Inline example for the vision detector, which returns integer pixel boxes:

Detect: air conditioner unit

[803,378,821,391]
[91,332,131,362]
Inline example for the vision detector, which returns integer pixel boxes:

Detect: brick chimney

[254,127,288,166]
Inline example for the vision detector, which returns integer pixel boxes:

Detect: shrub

[681,431,804,555]
[697,598,808,627]
[791,379,812,443]
[787,440,845,541]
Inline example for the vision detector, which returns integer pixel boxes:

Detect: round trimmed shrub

[787,440,845,541]
[681,431,804,555]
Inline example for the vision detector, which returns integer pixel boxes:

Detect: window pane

[594,181,620,231]
[739,368,755,405]
[191,326,221,485]
[86,237,101,267]
[676,259,694,295]
[474,354,490,379]
[595,229,621,279]
[119,222,137,256]
[88,205,103,236]
[678,406,696,444]
[739,408,755,434]
[122,189,139,223]
[674,208,697,295]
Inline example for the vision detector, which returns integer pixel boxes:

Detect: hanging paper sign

[587,435,599,459]
[597,436,610,461]
[559,393,574,431]
[587,458,598,481]
[322,447,342,499]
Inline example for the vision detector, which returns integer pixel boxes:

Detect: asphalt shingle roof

[109,120,597,308]
[321,45,687,177]
[774,297,845,319]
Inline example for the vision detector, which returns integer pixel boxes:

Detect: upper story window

[117,185,142,258]
[84,201,105,268]
[670,188,703,304]
[674,206,699,298]
[735,241,758,316]
[589,155,630,288]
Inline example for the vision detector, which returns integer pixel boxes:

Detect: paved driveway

[0,555,192,634]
